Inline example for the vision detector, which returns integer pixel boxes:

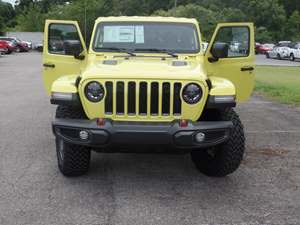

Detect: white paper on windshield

[135,26,144,44]
[103,25,145,43]
[103,26,135,43]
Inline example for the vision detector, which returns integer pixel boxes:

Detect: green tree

[5,0,300,43]
[39,0,74,12]
[0,0,16,29]
[255,27,273,43]
[46,0,112,43]
[15,0,33,12]
[279,0,300,15]
[0,16,4,34]
[239,0,286,40]
[154,4,219,40]
[286,10,300,41]
[220,8,247,22]
[15,3,45,31]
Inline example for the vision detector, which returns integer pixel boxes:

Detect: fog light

[195,132,205,142]
[79,130,89,140]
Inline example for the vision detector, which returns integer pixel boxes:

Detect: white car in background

[23,41,33,49]
[288,42,300,61]
[229,41,240,52]
[202,42,208,52]
[266,42,291,60]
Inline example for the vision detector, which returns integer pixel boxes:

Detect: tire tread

[191,108,245,177]
[55,106,90,177]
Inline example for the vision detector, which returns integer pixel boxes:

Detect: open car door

[42,20,87,95]
[205,23,255,102]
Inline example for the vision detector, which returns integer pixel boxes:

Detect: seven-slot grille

[104,81,182,117]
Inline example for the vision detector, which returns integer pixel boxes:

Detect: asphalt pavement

[0,52,300,225]
[256,54,300,67]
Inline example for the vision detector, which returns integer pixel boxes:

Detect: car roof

[0,37,14,40]
[290,42,300,46]
[95,16,198,24]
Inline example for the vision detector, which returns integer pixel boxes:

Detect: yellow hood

[81,56,207,81]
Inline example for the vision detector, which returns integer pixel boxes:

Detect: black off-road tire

[290,54,295,61]
[277,54,281,60]
[55,106,91,177]
[191,108,245,177]
[56,105,87,119]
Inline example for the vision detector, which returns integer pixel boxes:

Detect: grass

[255,66,300,106]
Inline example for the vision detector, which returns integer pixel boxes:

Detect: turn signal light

[97,118,105,126]
[179,119,188,128]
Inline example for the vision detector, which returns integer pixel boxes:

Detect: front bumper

[52,119,232,149]
[0,48,7,53]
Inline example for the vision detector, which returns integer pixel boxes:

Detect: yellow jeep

[43,17,255,177]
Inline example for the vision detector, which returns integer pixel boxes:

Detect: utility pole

[84,0,87,43]
[173,0,177,16]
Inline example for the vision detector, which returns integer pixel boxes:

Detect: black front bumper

[52,119,232,149]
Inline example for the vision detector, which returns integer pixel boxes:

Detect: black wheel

[55,106,91,176]
[56,105,87,119]
[277,54,281,60]
[290,54,295,61]
[15,47,21,53]
[266,53,270,58]
[191,108,245,177]
[56,137,91,177]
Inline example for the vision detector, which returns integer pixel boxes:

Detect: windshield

[263,44,273,48]
[93,22,200,53]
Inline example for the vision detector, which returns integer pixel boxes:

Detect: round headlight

[85,81,105,102]
[182,83,202,104]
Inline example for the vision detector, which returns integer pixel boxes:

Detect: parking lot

[256,54,300,67]
[0,52,300,225]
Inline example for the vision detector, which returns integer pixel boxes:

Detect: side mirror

[63,40,85,60]
[209,42,229,63]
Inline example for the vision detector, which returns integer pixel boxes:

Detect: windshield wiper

[133,48,178,58]
[95,47,136,56]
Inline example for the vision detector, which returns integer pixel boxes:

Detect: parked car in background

[255,42,261,54]
[35,43,43,52]
[49,36,64,53]
[289,42,300,61]
[256,43,274,54]
[23,41,33,49]
[278,41,291,46]
[0,37,29,52]
[0,40,17,54]
[266,42,291,59]
[202,42,208,51]
[229,41,240,52]
[0,41,8,54]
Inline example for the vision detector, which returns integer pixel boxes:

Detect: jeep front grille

[104,81,182,117]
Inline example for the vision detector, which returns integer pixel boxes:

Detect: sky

[2,0,16,5]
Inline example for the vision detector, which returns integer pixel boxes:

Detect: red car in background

[0,40,8,54]
[0,40,17,54]
[256,43,275,54]
[0,37,29,52]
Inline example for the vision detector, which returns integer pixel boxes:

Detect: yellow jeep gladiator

[42,17,255,177]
